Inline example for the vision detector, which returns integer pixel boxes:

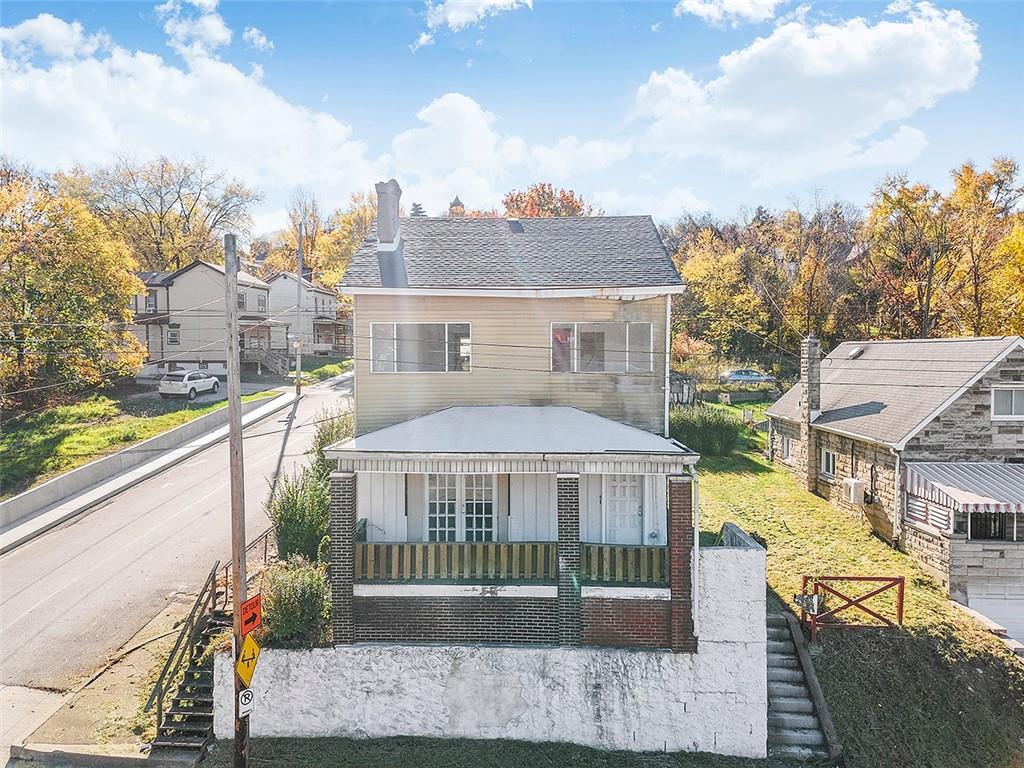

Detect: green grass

[291,356,353,383]
[0,388,275,499]
[698,450,1024,768]
[204,737,807,768]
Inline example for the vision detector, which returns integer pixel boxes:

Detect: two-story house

[130,260,290,376]
[266,272,350,357]
[284,180,770,757]
[767,335,1024,637]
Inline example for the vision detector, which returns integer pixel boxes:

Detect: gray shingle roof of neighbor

[139,260,268,289]
[766,336,1024,446]
[338,216,682,289]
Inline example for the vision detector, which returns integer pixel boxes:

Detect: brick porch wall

[668,475,697,653]
[581,598,670,649]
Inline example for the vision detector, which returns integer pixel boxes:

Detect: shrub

[262,558,330,648]
[668,405,742,456]
[266,466,329,561]
[309,404,354,475]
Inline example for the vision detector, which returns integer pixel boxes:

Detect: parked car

[718,368,776,384]
[159,370,219,400]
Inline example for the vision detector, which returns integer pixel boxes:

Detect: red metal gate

[799,575,905,642]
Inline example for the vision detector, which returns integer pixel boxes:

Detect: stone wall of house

[812,431,898,542]
[948,538,1024,605]
[768,418,803,482]
[899,524,951,590]
[903,348,1024,461]
[212,540,768,758]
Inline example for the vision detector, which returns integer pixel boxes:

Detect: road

[0,374,352,690]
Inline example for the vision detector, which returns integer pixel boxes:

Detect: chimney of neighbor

[799,334,821,492]
[375,179,402,246]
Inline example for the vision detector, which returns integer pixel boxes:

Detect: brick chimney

[799,334,821,492]
[375,179,402,247]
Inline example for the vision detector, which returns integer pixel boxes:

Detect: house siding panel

[351,294,668,435]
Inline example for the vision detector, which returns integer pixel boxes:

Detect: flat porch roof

[325,405,698,475]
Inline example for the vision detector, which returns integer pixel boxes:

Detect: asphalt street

[0,374,351,690]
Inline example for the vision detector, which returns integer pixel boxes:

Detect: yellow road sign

[235,633,261,687]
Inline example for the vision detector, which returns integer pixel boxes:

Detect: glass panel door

[427,474,458,541]
[464,474,494,542]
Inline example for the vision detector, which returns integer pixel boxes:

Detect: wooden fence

[354,542,668,584]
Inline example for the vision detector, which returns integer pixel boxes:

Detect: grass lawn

[204,737,806,768]
[0,388,276,499]
[291,356,352,383]
[698,449,1024,768]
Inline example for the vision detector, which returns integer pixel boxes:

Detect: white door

[605,474,643,544]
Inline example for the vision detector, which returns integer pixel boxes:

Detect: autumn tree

[63,156,260,271]
[502,183,602,217]
[1,164,145,410]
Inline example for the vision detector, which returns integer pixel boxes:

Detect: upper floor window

[371,322,471,373]
[237,292,247,310]
[550,322,653,374]
[992,387,1024,420]
[257,293,267,312]
[145,289,158,312]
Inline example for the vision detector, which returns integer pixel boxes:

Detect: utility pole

[295,221,304,397]
[223,234,249,768]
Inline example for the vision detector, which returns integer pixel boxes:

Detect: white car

[159,370,220,401]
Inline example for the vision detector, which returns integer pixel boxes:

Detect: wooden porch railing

[354,542,668,585]
[581,544,667,584]
[355,542,558,582]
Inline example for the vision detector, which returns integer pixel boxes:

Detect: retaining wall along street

[0,394,284,528]
[212,532,767,758]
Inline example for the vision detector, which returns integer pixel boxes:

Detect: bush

[668,405,742,456]
[262,558,330,648]
[266,466,329,561]
[309,404,354,475]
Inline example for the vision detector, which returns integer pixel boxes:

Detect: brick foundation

[667,475,696,653]
[353,596,558,645]
[581,598,671,649]
[329,472,356,645]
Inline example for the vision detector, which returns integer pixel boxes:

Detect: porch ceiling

[326,405,697,474]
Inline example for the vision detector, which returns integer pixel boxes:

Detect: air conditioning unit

[843,477,866,505]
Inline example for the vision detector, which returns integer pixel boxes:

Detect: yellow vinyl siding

[352,294,667,435]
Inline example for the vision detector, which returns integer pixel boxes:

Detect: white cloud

[530,137,633,180]
[634,1,979,183]
[157,0,232,58]
[410,31,434,52]
[242,26,273,52]
[651,22,662,32]
[674,0,786,27]
[426,0,531,32]
[0,13,109,59]
[596,186,710,220]
[1,17,379,227]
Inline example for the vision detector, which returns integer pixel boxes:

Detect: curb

[0,393,299,556]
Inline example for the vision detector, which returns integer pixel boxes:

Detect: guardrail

[581,544,667,584]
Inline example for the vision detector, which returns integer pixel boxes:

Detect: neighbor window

[782,436,793,461]
[992,387,1024,419]
[257,293,267,312]
[167,330,180,345]
[237,292,247,310]
[550,322,653,373]
[145,289,158,313]
[370,322,471,373]
[426,474,495,542]
[820,448,837,479]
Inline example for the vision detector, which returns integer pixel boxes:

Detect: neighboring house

[251,179,771,757]
[767,335,1024,631]
[266,272,351,357]
[130,260,290,376]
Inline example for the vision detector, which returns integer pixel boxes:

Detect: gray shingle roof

[339,216,681,289]
[767,336,1023,445]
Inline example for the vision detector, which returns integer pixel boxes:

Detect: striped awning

[904,462,1024,514]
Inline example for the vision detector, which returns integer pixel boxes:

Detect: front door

[605,474,643,544]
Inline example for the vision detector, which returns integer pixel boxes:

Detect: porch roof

[326,406,698,474]
[905,462,1024,514]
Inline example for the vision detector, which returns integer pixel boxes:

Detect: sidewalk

[0,392,298,555]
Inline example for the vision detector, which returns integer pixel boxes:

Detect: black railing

[220,527,275,609]
[145,560,220,729]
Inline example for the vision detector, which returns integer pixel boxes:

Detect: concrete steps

[766,612,830,762]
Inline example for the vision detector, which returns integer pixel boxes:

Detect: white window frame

[145,289,158,313]
[991,385,1024,421]
[782,435,793,461]
[370,321,472,374]
[257,293,267,312]
[820,448,837,480]
[237,292,247,310]
[424,474,497,542]
[549,321,653,374]
[167,329,180,345]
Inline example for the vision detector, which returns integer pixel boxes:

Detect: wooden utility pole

[223,234,249,768]
[295,221,304,397]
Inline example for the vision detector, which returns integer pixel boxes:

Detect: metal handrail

[220,527,275,610]
[145,560,221,728]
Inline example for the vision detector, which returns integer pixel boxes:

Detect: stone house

[766,335,1024,635]
[214,179,771,758]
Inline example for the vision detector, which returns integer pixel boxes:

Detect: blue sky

[2,0,1022,233]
